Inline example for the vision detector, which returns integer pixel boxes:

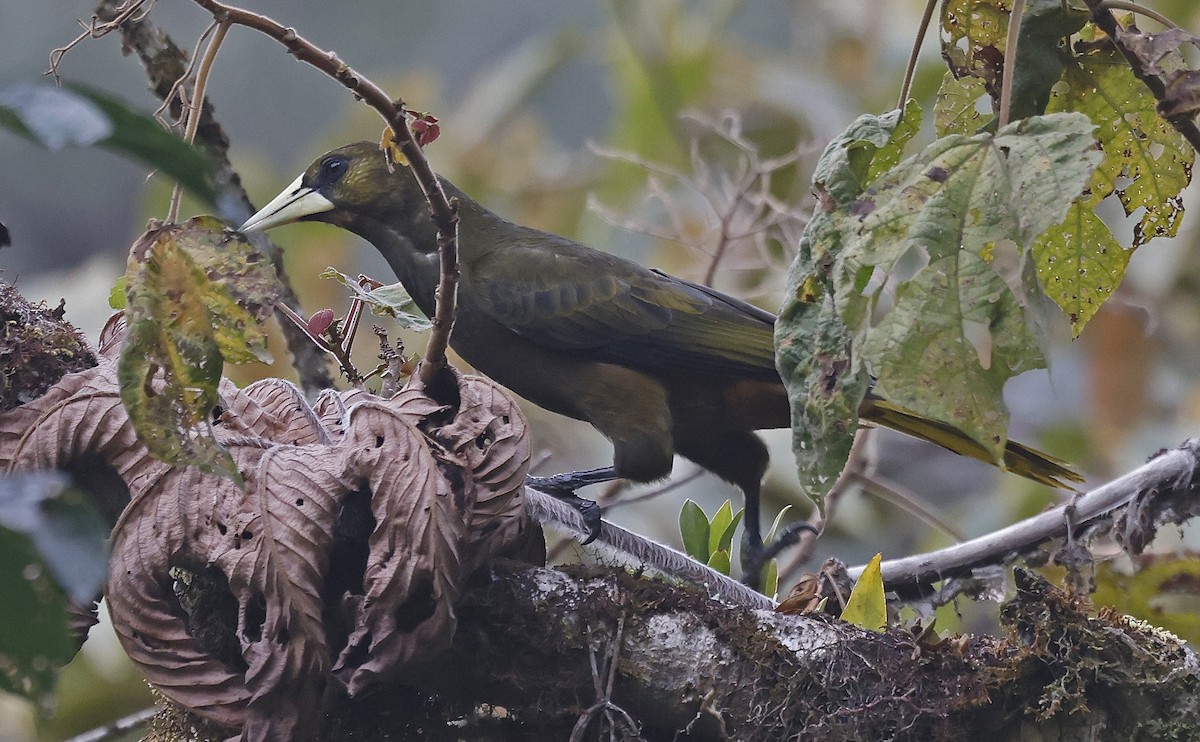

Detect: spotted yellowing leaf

[118,216,281,474]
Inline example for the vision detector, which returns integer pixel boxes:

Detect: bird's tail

[859,396,1083,490]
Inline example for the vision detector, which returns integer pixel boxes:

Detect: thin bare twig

[897,0,937,109]
[167,19,228,222]
[852,472,967,543]
[1099,0,1179,29]
[152,20,216,128]
[47,0,154,79]
[570,618,642,742]
[589,113,809,291]
[189,0,461,387]
[600,468,705,511]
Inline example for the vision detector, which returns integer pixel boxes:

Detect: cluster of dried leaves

[0,323,540,740]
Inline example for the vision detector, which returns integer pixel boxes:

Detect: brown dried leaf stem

[189,0,461,386]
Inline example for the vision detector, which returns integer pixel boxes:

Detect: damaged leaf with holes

[941,0,1011,99]
[118,216,280,475]
[1033,35,1195,335]
[775,108,914,506]
[780,112,1099,495]
[844,114,1099,461]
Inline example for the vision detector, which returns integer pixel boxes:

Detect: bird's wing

[471,231,779,380]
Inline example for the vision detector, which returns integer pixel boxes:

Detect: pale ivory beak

[240,174,335,232]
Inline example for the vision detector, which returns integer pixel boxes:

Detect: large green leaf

[779,111,1099,498]
[840,113,1099,461]
[0,82,216,205]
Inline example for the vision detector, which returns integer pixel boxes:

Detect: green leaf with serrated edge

[321,267,433,331]
[706,549,731,576]
[1032,45,1194,334]
[935,72,989,136]
[678,499,710,562]
[1034,194,1130,335]
[707,500,734,557]
[119,217,280,475]
[841,553,886,631]
[776,109,915,509]
[1054,48,1191,248]
[839,114,1099,461]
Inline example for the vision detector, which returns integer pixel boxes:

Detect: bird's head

[240,141,423,237]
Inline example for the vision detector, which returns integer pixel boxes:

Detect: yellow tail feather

[860,396,1083,490]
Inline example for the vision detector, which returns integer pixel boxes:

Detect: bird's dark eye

[319,156,348,184]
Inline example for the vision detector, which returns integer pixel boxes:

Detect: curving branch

[851,439,1200,591]
[188,0,460,387]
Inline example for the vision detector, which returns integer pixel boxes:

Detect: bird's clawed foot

[525,467,617,545]
[740,520,819,590]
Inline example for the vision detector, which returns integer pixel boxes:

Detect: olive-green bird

[242,141,1081,573]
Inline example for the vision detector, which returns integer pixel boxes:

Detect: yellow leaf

[841,553,887,631]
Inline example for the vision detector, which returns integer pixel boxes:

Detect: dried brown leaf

[0,337,534,741]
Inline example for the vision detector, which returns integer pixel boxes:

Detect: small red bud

[307,308,336,336]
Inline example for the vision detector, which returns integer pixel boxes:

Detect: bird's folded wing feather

[472,235,780,380]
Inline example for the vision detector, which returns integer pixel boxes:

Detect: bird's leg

[526,467,617,544]
[738,480,818,590]
[740,521,819,590]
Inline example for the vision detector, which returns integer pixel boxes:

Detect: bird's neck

[354,216,441,317]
